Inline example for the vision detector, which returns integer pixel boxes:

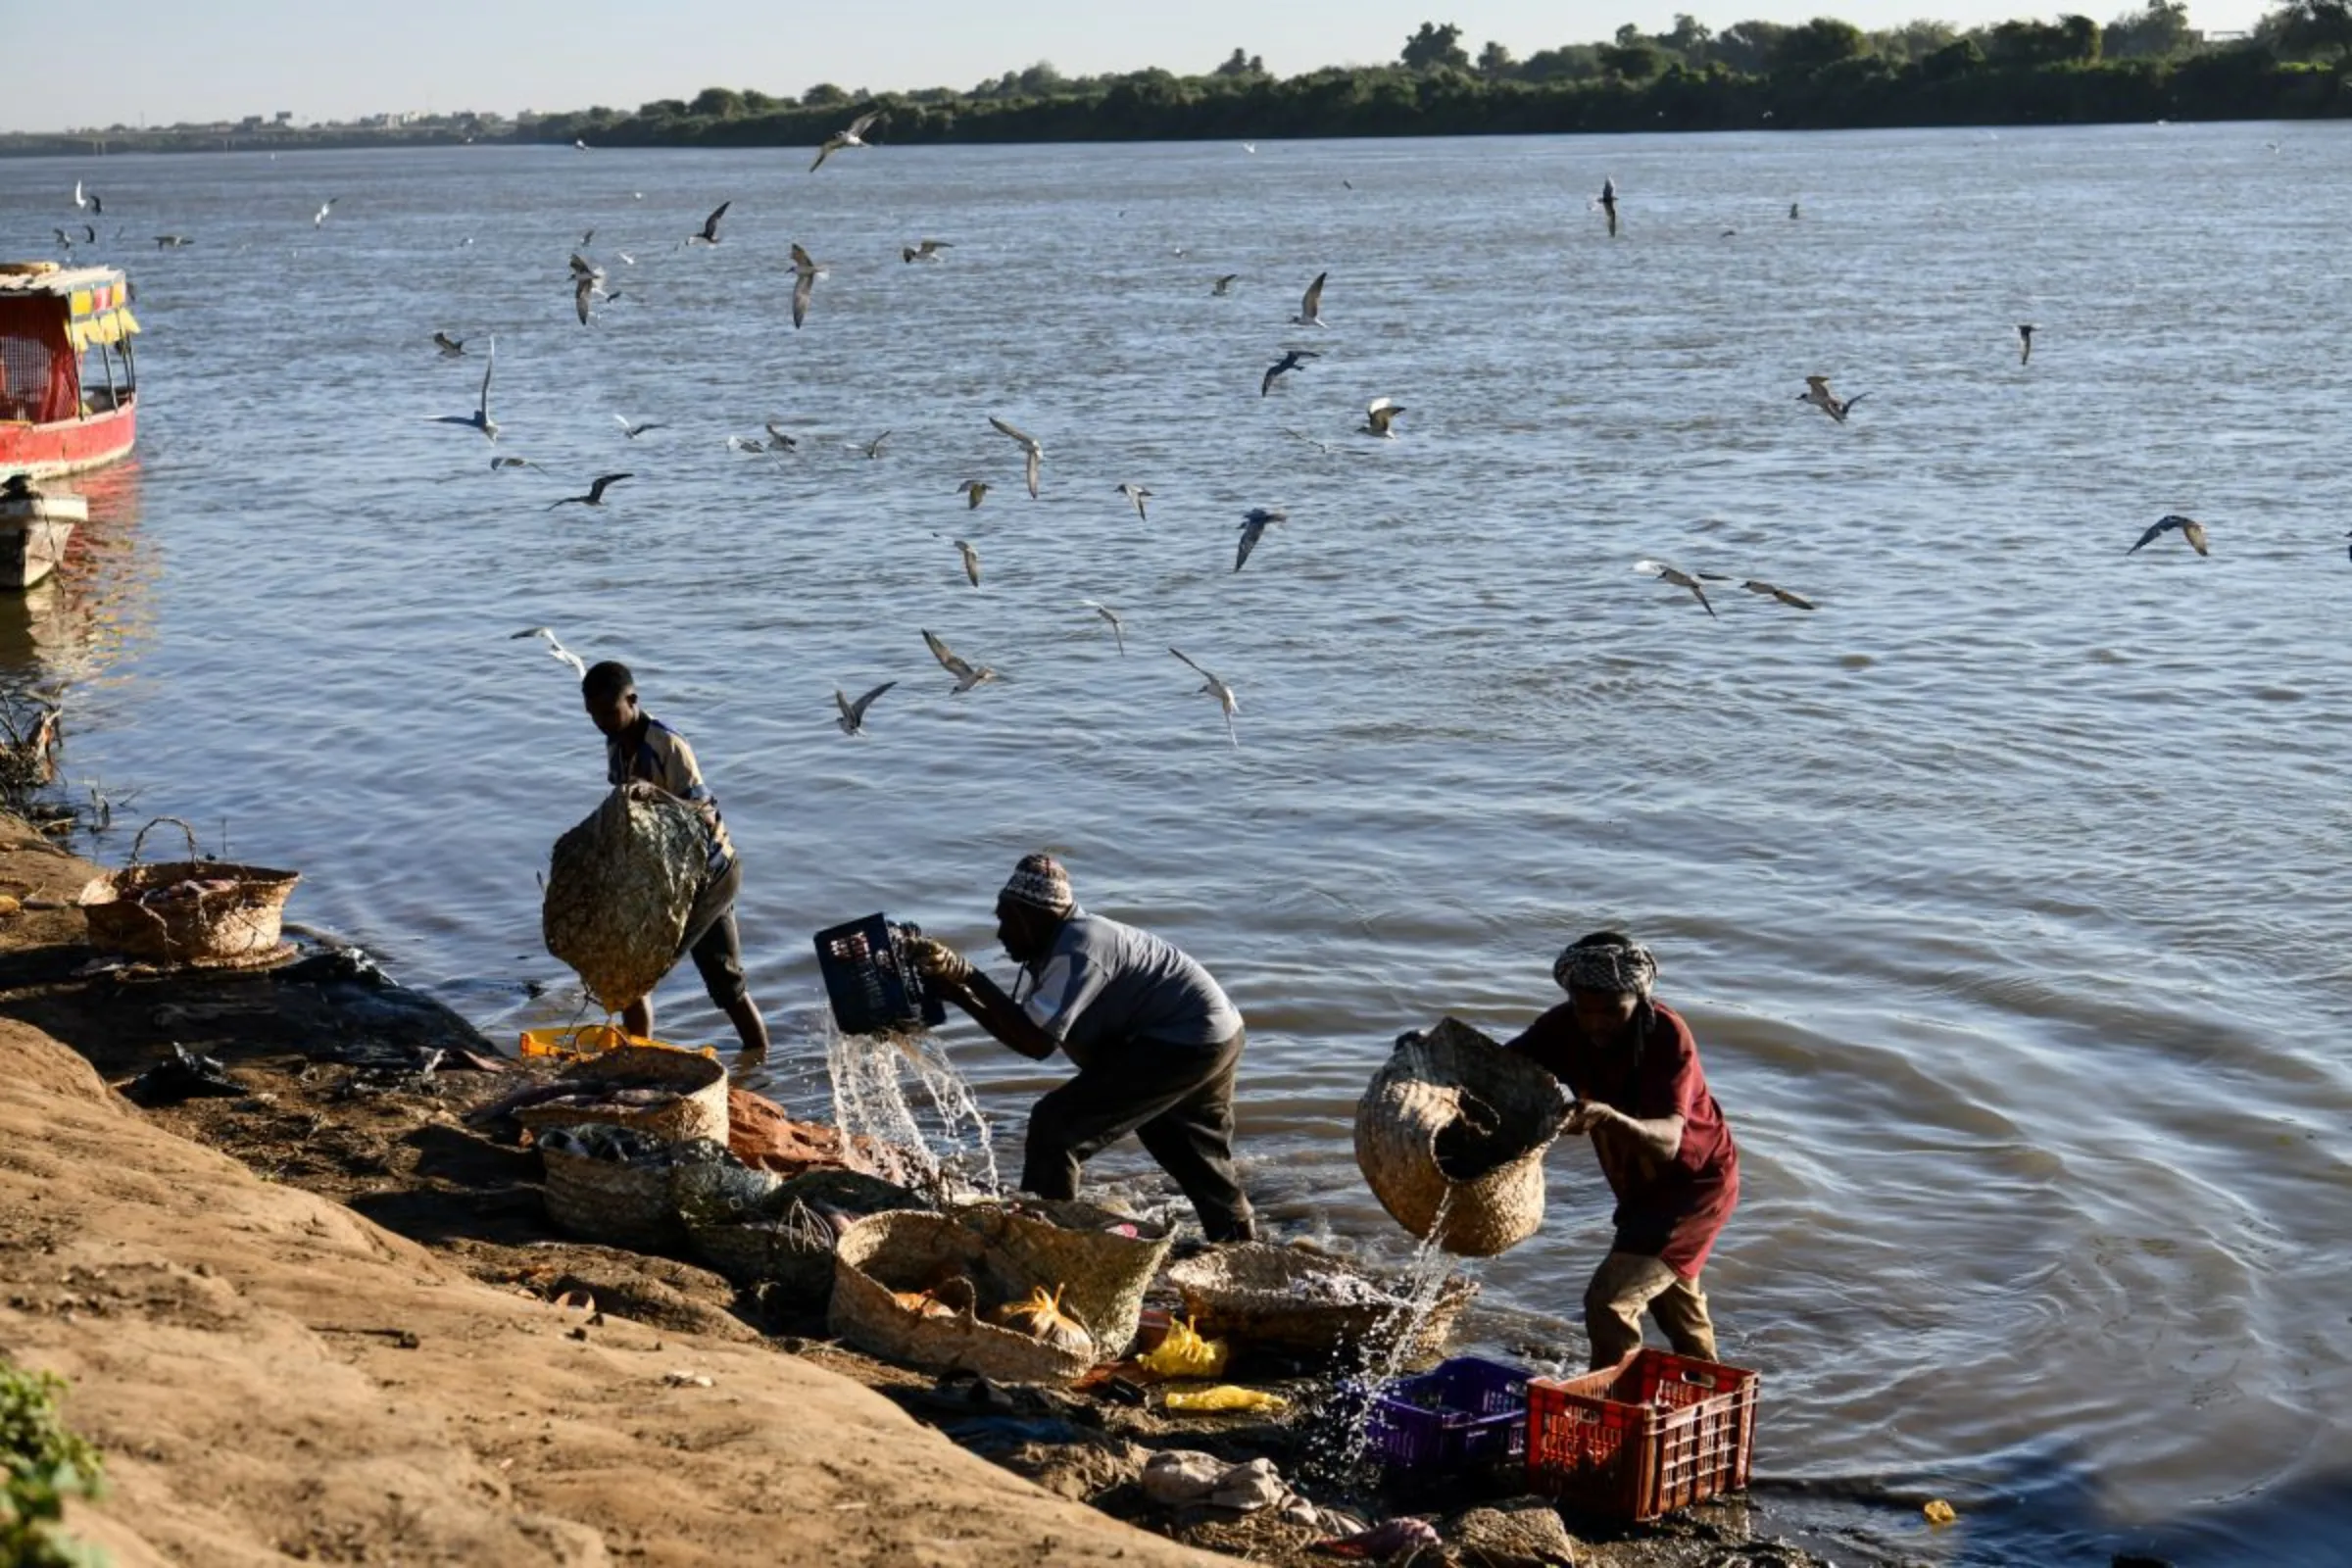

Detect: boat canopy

[0,263,137,424]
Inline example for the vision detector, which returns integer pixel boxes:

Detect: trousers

[1021,1027,1255,1242]
[1584,1249,1717,1369]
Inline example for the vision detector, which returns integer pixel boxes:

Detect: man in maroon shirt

[1505,931,1739,1369]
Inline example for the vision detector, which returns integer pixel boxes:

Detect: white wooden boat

[0,490,81,589]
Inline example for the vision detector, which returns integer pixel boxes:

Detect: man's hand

[905,936,974,986]
[1560,1100,1625,1137]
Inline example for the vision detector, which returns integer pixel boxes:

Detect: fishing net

[541,787,710,1010]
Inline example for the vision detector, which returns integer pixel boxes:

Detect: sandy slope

[0,1018,1224,1567]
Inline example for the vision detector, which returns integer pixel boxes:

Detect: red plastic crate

[1526,1349,1758,1521]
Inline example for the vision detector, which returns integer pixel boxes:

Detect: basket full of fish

[77,816,300,967]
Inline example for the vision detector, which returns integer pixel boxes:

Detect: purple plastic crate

[1364,1355,1534,1477]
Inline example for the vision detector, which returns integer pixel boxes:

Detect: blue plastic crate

[812,913,947,1036]
[1361,1355,1534,1478]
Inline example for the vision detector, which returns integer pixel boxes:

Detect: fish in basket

[76,816,299,967]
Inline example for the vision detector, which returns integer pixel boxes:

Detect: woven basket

[538,1124,683,1250]
[953,1201,1173,1360]
[514,1046,729,1145]
[1355,1018,1563,1258]
[832,1210,1154,1383]
[77,817,299,965]
[680,1161,924,1299]
[1166,1244,1479,1361]
[542,787,710,1011]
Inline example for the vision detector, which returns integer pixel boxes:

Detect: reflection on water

[5,125,2351,1565]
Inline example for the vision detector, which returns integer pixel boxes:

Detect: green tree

[1600,41,1668,78]
[1401,21,1472,71]
[1773,17,1869,73]
[1477,38,1517,77]
[2271,0,2352,60]
[2104,0,2196,56]
[803,82,850,106]
[689,86,743,119]
[1665,13,1715,61]
[1713,20,1789,73]
[1214,48,1253,75]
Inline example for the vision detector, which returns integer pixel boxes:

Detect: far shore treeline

[8,4,2350,157]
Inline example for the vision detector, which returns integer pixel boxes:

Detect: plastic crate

[1358,1355,1534,1478]
[812,913,947,1036]
[1526,1349,1758,1521]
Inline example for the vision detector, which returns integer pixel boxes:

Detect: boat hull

[0,400,136,480]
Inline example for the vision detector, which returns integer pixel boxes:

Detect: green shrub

[1,1361,109,1568]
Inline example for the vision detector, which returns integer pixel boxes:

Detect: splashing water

[821,1012,1001,1197]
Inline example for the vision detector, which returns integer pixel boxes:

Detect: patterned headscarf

[1001,852,1075,916]
[1553,935,1658,999]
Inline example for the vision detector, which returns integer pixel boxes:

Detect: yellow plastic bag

[1139,1315,1230,1379]
[1161,1385,1289,1414]
[1923,1499,1958,1526]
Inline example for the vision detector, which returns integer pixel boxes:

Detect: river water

[6,122,2349,1565]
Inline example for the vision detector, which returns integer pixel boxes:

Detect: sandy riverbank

[0,816,1839,1568]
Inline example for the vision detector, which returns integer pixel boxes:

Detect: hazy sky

[4,0,2268,132]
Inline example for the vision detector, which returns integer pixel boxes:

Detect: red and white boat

[0,261,140,480]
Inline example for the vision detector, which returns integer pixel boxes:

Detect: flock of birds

[44,119,2284,760]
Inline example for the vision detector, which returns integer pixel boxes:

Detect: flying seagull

[1081,600,1127,655]
[1799,375,1865,424]
[835,681,896,736]
[761,420,800,452]
[423,335,498,440]
[314,197,339,227]
[855,430,892,459]
[572,270,606,326]
[433,331,466,358]
[1597,176,1619,237]
[1633,559,1718,617]
[549,472,634,510]
[688,201,731,246]
[2017,323,2035,365]
[1292,270,1329,328]
[989,416,1044,499]
[153,234,192,248]
[1361,397,1405,438]
[73,179,88,211]
[613,416,664,439]
[1211,274,1239,296]
[956,479,990,510]
[810,111,883,172]
[1235,508,1287,572]
[485,456,548,474]
[932,534,982,587]
[789,243,825,329]
[921,629,1000,694]
[2128,514,2209,557]
[1741,579,1817,611]
[1168,647,1240,750]
[1115,483,1152,521]
[902,238,952,263]
[511,626,586,678]
[1262,348,1321,398]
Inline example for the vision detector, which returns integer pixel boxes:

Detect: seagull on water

[688,201,731,246]
[1361,397,1404,438]
[1633,560,1719,617]
[549,473,634,510]
[511,627,586,678]
[1262,348,1321,398]
[1168,648,1240,749]
[153,234,192,248]
[2128,514,2209,557]
[314,197,339,227]
[989,416,1044,499]
[1292,270,1329,328]
[423,336,498,440]
[1081,601,1127,655]
[760,420,800,453]
[810,111,883,172]
[613,416,664,439]
[1799,375,1865,423]
[921,629,1000,694]
[902,238,952,263]
[1115,483,1152,521]
[2017,323,2035,365]
[956,479,990,510]
[1596,176,1619,237]
[835,681,896,735]
[1740,579,1817,610]
[789,243,826,329]
[1211,274,1239,296]
[1235,508,1287,571]
[433,331,466,358]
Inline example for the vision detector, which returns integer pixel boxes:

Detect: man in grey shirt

[909,853,1256,1241]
